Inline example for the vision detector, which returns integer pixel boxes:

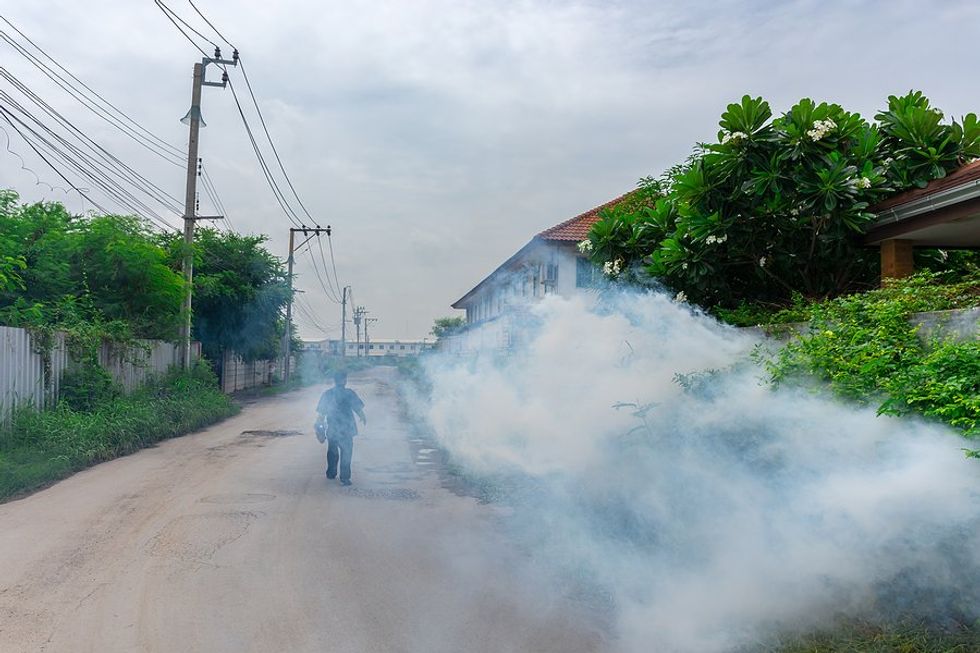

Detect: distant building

[307,339,435,358]
[445,194,628,353]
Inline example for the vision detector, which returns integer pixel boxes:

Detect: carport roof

[864,160,980,247]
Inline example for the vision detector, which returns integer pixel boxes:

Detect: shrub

[0,360,238,500]
[764,273,980,449]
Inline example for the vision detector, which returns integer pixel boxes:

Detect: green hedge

[763,272,980,452]
[0,361,239,501]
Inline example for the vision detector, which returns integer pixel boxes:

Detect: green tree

[0,192,184,339]
[430,316,465,339]
[587,92,980,309]
[157,228,291,363]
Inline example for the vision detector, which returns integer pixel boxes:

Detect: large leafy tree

[587,92,980,308]
[157,228,291,363]
[0,192,184,338]
[430,316,464,339]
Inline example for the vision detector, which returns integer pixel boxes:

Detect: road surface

[0,368,602,653]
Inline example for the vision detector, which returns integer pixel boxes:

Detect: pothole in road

[340,487,420,501]
[199,493,277,504]
[241,429,302,437]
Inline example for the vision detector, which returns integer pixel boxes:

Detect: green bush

[764,273,980,450]
[58,363,121,412]
[0,360,238,501]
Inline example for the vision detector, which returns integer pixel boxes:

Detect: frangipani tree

[587,92,980,307]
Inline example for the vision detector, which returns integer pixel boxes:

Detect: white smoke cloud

[419,290,980,652]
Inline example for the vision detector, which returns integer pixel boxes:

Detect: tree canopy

[430,315,465,339]
[586,91,980,308]
[157,228,291,362]
[0,191,183,339]
[1,191,291,364]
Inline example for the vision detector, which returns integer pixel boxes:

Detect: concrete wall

[220,351,278,394]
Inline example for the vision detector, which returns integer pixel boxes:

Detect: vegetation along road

[0,368,600,653]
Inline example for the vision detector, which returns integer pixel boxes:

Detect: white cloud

[2,0,979,338]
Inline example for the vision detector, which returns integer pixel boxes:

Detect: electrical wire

[1,106,111,215]
[317,233,343,296]
[0,68,183,213]
[188,0,235,48]
[0,88,180,225]
[303,246,342,304]
[153,0,211,58]
[0,102,177,229]
[0,29,185,167]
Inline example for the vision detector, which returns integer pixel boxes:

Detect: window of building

[400,345,406,350]
[576,257,601,288]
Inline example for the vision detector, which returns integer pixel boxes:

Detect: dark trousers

[326,435,354,481]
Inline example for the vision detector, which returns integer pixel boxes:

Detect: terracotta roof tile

[872,160,980,212]
[537,193,632,241]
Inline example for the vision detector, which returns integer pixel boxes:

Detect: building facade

[308,339,435,358]
[444,195,625,354]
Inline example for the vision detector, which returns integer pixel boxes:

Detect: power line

[0,29,185,167]
[0,88,180,226]
[153,0,211,58]
[0,68,183,213]
[0,16,185,161]
[188,0,235,47]
[199,162,233,230]
[318,233,343,296]
[0,106,111,215]
[304,246,342,304]
[0,102,171,228]
[226,77,303,227]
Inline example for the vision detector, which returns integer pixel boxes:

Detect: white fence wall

[0,326,68,421]
[1,326,199,423]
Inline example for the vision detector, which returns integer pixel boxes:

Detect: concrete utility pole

[352,306,364,357]
[340,286,350,358]
[179,48,238,369]
[282,225,332,384]
[364,316,377,356]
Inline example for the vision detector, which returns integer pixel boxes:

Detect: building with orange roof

[444,194,628,352]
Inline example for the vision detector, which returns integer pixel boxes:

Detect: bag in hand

[314,420,326,444]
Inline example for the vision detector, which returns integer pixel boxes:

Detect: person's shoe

[326,471,336,479]
[341,479,352,486]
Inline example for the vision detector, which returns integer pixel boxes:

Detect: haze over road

[0,368,600,653]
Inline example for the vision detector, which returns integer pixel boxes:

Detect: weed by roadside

[0,361,238,501]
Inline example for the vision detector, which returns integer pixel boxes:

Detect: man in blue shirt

[316,371,366,485]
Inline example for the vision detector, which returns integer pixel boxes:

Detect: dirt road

[0,368,601,653]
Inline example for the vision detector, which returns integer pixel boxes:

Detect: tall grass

[0,361,238,501]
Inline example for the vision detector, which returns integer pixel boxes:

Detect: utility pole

[340,286,350,357]
[179,48,238,369]
[364,316,377,356]
[282,225,332,383]
[353,306,364,357]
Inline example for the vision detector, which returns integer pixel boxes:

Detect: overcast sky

[2,0,979,340]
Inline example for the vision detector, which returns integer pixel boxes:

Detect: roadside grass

[761,620,980,653]
[0,362,239,501]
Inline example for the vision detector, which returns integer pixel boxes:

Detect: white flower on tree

[721,131,749,145]
[805,118,837,142]
[853,177,872,190]
[577,239,593,253]
[674,291,688,303]
[602,259,623,276]
[759,256,767,267]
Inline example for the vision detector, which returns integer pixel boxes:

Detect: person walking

[315,371,366,485]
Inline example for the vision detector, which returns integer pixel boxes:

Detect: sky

[2,0,979,340]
